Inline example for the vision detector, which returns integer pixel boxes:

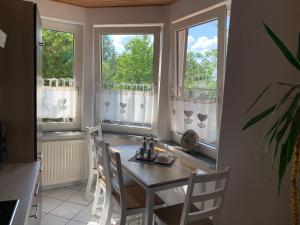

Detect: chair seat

[113,185,164,210]
[99,174,138,188]
[154,203,213,225]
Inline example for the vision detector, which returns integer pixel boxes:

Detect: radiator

[42,139,88,187]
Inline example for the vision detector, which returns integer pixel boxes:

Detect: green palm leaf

[243,105,276,130]
[263,23,300,71]
[278,107,300,193]
[244,84,273,114]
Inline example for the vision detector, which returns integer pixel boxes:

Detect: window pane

[42,29,77,123]
[184,20,218,97]
[99,34,155,127]
[171,19,219,147]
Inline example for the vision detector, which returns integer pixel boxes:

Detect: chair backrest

[180,167,231,225]
[102,142,127,209]
[86,124,103,170]
[94,139,105,178]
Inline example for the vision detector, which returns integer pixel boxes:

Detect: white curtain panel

[96,90,153,126]
[170,28,217,146]
[42,86,77,119]
[175,29,188,96]
[170,96,217,146]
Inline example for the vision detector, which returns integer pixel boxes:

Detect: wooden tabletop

[113,144,206,188]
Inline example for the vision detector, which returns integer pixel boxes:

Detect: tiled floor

[42,183,141,225]
[42,183,101,225]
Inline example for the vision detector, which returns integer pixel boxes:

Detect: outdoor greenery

[102,35,217,91]
[102,35,154,86]
[184,49,217,90]
[42,29,74,80]
[41,30,217,91]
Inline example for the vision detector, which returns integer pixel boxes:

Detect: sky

[187,19,218,53]
[105,17,230,55]
[108,34,153,54]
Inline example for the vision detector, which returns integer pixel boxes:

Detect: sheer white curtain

[42,86,76,120]
[170,29,218,146]
[96,89,154,126]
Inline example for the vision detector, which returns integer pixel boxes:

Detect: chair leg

[141,213,145,225]
[85,169,94,200]
[100,190,114,225]
[91,178,100,216]
[119,210,126,225]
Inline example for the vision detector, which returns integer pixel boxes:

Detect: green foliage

[102,35,118,83]
[184,50,217,90]
[117,36,153,84]
[243,24,300,193]
[102,35,154,85]
[42,29,74,79]
[102,35,217,91]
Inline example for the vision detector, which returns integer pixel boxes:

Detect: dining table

[113,143,209,225]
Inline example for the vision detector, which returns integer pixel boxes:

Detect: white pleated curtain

[170,29,218,146]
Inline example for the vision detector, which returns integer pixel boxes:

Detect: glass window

[170,6,227,148]
[41,20,82,131]
[42,29,76,124]
[99,34,155,128]
[184,20,218,99]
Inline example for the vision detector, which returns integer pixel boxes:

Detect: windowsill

[170,131,217,160]
[101,123,152,136]
[42,130,86,141]
[163,140,216,169]
[103,132,216,169]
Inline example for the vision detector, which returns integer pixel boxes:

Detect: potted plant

[243,24,300,225]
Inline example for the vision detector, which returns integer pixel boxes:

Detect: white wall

[217,0,300,224]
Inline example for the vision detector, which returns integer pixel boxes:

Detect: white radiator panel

[42,139,87,187]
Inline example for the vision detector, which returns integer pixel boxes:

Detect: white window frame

[93,25,162,136]
[170,5,227,155]
[42,18,83,131]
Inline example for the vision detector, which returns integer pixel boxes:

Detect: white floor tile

[42,197,64,213]
[68,183,87,191]
[66,220,86,225]
[42,189,54,197]
[41,214,69,225]
[72,207,98,223]
[48,188,78,201]
[50,202,84,219]
[67,191,91,206]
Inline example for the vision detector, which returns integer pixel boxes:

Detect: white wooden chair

[100,142,164,225]
[154,167,231,225]
[91,139,106,216]
[85,125,103,201]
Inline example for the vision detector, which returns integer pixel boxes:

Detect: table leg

[144,190,154,225]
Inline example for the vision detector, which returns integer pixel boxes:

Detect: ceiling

[52,0,177,8]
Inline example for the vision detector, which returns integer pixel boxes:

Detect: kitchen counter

[0,162,41,225]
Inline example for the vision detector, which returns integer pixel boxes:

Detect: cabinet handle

[34,182,39,196]
[30,202,39,219]
[37,152,43,160]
